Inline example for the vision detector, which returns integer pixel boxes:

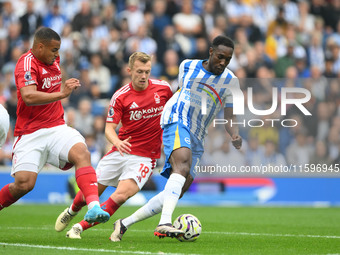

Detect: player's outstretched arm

[224,107,242,149]
[20,78,80,106]
[105,122,131,156]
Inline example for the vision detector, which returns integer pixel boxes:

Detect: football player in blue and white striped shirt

[110,35,243,241]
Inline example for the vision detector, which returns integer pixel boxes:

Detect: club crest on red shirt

[154,92,160,104]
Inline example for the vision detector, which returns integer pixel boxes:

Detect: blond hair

[128,52,151,69]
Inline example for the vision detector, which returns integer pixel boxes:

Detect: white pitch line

[1,226,340,239]
[205,231,340,239]
[0,242,199,255]
[132,230,340,239]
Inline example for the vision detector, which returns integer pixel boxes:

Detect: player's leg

[155,127,204,237]
[180,174,194,197]
[110,175,195,241]
[161,147,191,223]
[55,183,107,232]
[64,183,110,238]
[68,144,100,204]
[154,147,189,238]
[105,154,154,213]
[80,180,137,231]
[111,190,165,242]
[107,155,156,240]
[1,132,45,211]
[65,151,124,239]
[103,179,142,241]
[111,162,197,241]
[60,184,106,238]
[110,179,140,205]
[50,125,109,224]
[70,179,139,239]
[72,155,154,239]
[72,183,108,214]
[153,122,192,238]
[0,171,37,210]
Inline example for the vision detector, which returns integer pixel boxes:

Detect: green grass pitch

[0,204,340,255]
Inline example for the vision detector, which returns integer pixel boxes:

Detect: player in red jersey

[0,27,110,225]
[54,52,172,239]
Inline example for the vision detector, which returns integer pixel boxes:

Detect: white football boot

[55,208,76,232]
[66,224,83,239]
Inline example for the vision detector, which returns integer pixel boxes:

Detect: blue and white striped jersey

[160,59,240,141]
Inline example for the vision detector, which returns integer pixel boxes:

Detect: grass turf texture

[0,205,339,255]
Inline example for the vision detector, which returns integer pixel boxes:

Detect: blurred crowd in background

[0,0,340,172]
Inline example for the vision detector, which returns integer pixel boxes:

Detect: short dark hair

[212,35,234,50]
[34,27,60,45]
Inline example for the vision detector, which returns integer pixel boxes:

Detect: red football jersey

[14,50,65,136]
[106,79,173,158]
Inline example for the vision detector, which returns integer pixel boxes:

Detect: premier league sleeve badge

[24,71,32,81]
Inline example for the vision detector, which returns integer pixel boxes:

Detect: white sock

[159,173,186,225]
[73,223,83,232]
[87,201,100,210]
[67,206,78,216]
[122,191,165,228]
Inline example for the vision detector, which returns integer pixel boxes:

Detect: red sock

[79,197,120,231]
[75,166,99,205]
[101,197,120,216]
[79,219,93,230]
[71,190,87,212]
[0,184,19,210]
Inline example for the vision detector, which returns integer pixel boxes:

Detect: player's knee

[112,191,133,205]
[170,158,191,177]
[119,192,131,203]
[79,149,91,161]
[170,152,191,177]
[70,148,91,165]
[68,143,91,164]
[14,182,35,195]
[172,166,190,178]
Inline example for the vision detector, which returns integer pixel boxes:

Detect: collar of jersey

[199,59,215,76]
[129,79,151,93]
[29,49,57,67]
[199,59,224,77]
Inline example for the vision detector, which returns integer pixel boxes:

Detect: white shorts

[11,124,85,176]
[96,151,155,190]
[0,104,9,148]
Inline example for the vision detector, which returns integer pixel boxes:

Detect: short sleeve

[224,77,241,108]
[15,60,38,89]
[178,60,190,89]
[106,95,123,124]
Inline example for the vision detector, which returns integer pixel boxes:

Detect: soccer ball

[173,214,202,242]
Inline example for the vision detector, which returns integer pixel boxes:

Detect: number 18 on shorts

[96,151,155,189]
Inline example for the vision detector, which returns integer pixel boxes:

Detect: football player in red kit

[0,27,110,225]
[55,52,173,239]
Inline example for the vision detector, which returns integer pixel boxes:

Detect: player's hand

[115,136,132,156]
[61,78,81,97]
[231,134,242,150]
